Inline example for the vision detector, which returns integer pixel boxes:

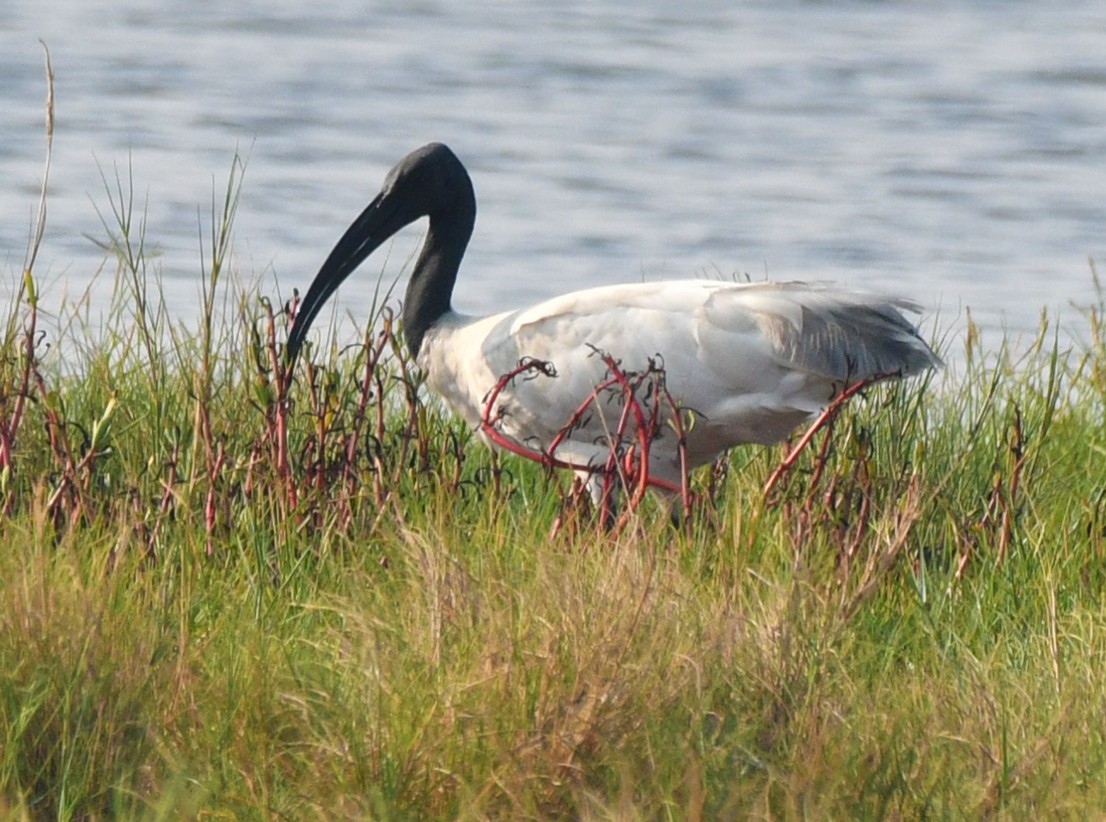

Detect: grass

[5,78,1106,819]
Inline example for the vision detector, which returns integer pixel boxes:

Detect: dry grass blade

[23,41,54,279]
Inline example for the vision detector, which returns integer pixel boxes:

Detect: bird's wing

[493,279,936,385]
[697,281,939,384]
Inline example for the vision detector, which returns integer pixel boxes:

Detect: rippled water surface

[3,1,1106,345]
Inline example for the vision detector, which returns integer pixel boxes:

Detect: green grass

[5,149,1106,819]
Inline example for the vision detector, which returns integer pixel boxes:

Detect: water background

[4,1,1106,352]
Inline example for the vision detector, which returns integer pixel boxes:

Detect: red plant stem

[346,327,386,470]
[597,352,652,507]
[265,300,298,510]
[762,375,886,498]
[659,391,694,516]
[544,374,618,458]
[479,355,685,496]
[598,380,640,523]
[148,446,178,550]
[205,443,226,555]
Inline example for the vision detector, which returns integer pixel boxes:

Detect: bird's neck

[403,200,476,359]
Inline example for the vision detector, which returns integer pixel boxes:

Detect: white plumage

[286,144,940,502]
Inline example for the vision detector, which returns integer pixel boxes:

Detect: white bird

[285,143,940,507]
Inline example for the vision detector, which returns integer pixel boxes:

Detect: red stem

[762,375,888,499]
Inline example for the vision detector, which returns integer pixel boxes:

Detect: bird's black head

[285,143,476,366]
[381,143,472,216]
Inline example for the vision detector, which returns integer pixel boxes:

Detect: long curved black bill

[285,191,405,366]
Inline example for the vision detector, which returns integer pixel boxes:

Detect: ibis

[285,143,940,506]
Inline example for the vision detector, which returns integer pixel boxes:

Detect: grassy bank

[4,156,1106,819]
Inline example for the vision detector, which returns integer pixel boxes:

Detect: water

[4,1,1106,349]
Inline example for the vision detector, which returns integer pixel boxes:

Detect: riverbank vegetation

[4,113,1106,819]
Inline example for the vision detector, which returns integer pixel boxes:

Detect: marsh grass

[5,76,1106,818]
